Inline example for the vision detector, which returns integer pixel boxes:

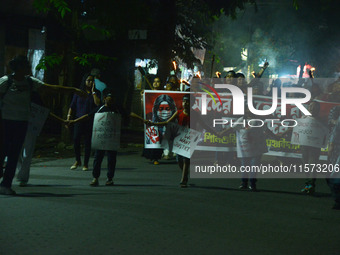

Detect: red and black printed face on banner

[144,92,188,123]
[157,101,172,121]
[144,91,190,148]
[151,95,177,122]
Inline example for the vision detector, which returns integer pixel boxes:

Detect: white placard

[170,125,201,158]
[291,117,329,148]
[27,103,50,136]
[92,112,121,151]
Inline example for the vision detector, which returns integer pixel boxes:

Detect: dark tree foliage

[33,0,255,76]
[208,0,340,77]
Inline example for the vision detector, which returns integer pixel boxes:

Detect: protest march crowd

[0,56,339,210]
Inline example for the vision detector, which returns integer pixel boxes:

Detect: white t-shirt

[0,76,44,121]
[233,117,268,158]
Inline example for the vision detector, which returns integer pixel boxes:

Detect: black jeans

[1,119,28,188]
[73,122,92,165]
[240,156,261,186]
[93,150,117,179]
[301,146,321,186]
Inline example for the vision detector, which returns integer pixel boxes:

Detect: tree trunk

[60,8,79,143]
[156,0,176,81]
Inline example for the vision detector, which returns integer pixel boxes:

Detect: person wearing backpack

[0,55,87,195]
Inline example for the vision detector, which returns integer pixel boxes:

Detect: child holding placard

[69,88,120,186]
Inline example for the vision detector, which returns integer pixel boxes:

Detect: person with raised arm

[0,55,86,195]
[68,88,120,186]
[66,73,101,171]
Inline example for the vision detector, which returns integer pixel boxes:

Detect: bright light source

[241,48,248,61]
[134,59,157,75]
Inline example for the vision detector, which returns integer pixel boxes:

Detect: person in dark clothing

[69,88,120,186]
[66,74,101,171]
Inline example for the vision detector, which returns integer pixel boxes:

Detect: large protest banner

[192,92,339,159]
[143,91,189,148]
[144,90,340,159]
[92,112,121,151]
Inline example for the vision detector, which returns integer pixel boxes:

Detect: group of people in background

[136,62,340,209]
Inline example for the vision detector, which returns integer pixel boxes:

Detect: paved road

[1,147,339,255]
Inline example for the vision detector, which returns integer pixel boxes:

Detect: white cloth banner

[27,103,49,136]
[171,126,201,158]
[291,117,329,148]
[92,112,121,151]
